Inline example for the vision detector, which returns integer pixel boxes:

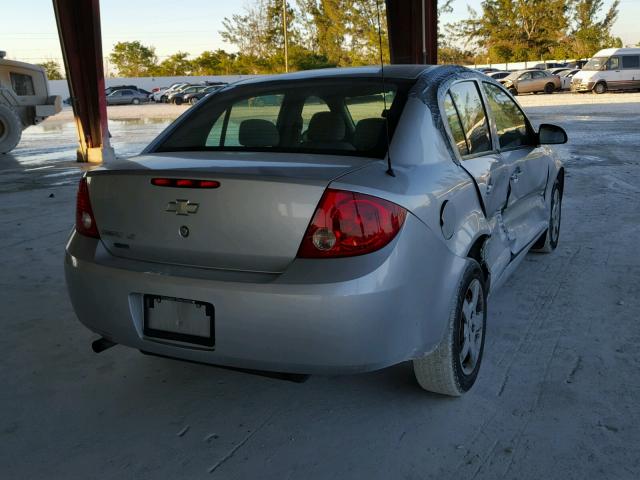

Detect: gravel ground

[1,92,639,479]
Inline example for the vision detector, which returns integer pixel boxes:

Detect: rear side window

[10,72,35,96]
[447,81,492,156]
[443,93,468,156]
[482,83,532,150]
[622,56,640,69]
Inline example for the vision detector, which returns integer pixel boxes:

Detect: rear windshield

[153,78,410,158]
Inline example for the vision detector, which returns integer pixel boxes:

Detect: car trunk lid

[87,152,372,272]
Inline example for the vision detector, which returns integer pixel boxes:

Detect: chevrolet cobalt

[65,66,566,396]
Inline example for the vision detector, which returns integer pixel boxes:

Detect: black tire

[594,82,607,94]
[0,104,22,154]
[544,82,555,94]
[531,178,562,253]
[413,260,487,396]
[190,97,198,105]
[132,98,140,105]
[508,87,518,96]
[161,95,168,103]
[174,97,183,106]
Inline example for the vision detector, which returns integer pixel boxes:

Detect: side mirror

[538,123,567,145]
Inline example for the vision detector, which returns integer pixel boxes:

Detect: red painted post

[52,0,113,162]
[385,0,438,65]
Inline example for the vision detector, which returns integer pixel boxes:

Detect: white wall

[468,59,584,71]
[48,75,256,98]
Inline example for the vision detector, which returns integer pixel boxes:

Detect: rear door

[516,72,534,93]
[444,80,513,277]
[444,81,510,218]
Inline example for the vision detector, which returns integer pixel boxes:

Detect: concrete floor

[1,95,640,479]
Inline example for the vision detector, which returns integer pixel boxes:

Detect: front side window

[448,81,492,156]
[607,57,620,70]
[10,73,35,96]
[622,55,640,69]
[157,79,406,159]
[482,83,532,150]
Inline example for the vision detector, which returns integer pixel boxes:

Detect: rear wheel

[531,179,562,253]
[508,87,518,96]
[594,82,607,94]
[132,98,140,105]
[544,82,555,94]
[174,97,183,105]
[0,104,22,154]
[190,97,199,105]
[413,260,487,396]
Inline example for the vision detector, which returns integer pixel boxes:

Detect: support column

[385,0,438,65]
[53,0,114,163]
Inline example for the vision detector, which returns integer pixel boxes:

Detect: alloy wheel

[458,279,484,375]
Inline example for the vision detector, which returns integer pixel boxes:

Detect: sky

[1,0,638,65]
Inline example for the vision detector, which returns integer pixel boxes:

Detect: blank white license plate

[143,295,214,347]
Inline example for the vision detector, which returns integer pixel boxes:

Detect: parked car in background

[168,85,208,105]
[160,83,190,103]
[571,47,640,94]
[105,85,139,96]
[476,67,501,74]
[106,89,149,105]
[105,85,150,97]
[500,69,561,95]
[532,62,566,70]
[183,84,225,105]
[66,66,566,397]
[559,69,580,90]
[487,71,510,80]
[548,68,571,76]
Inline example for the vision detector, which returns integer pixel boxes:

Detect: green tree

[568,0,620,58]
[108,41,157,77]
[38,60,63,80]
[154,52,193,76]
[455,0,569,62]
[192,50,238,75]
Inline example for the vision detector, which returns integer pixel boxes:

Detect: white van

[571,47,640,94]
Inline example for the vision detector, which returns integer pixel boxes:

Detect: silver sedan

[65,66,566,396]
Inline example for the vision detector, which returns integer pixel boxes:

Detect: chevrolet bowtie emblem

[166,199,199,216]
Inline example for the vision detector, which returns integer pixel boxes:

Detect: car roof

[233,65,439,87]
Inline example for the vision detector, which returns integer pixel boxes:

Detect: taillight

[75,177,100,238]
[298,189,407,258]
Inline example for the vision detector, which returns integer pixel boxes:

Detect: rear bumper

[65,215,468,374]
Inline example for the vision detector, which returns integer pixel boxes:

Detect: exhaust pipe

[92,337,116,353]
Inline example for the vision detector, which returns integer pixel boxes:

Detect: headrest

[307,112,346,142]
[238,119,280,147]
[353,118,386,151]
